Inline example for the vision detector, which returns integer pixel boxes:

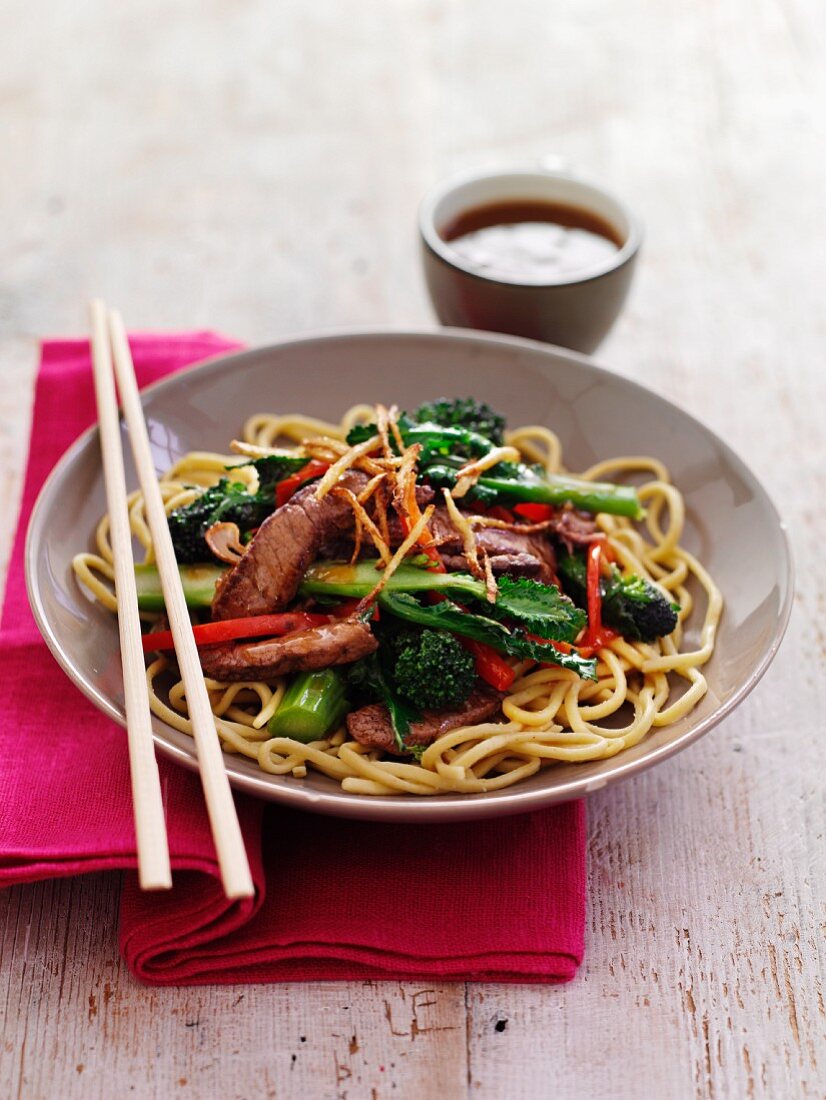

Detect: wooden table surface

[2,1,824,1097]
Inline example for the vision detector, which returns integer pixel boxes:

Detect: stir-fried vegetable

[425,459,644,520]
[378,591,597,680]
[389,628,477,709]
[461,639,516,691]
[412,397,506,446]
[347,400,505,451]
[557,549,680,643]
[347,417,494,463]
[346,652,419,751]
[267,668,349,742]
[141,611,330,653]
[167,454,310,563]
[345,402,642,519]
[134,562,227,611]
[301,561,586,642]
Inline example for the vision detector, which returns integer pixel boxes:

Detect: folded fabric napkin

[0,333,586,984]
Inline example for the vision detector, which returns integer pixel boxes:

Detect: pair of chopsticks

[89,300,254,899]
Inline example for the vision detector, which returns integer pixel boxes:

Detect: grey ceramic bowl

[26,329,792,823]
[419,167,642,354]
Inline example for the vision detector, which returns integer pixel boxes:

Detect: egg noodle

[72,405,722,797]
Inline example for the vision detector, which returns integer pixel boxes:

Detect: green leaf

[412,398,506,445]
[484,576,586,642]
[346,423,380,446]
[245,454,309,496]
[346,653,420,751]
[379,592,597,680]
[346,418,494,461]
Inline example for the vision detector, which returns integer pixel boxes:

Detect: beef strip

[429,503,599,573]
[474,526,557,581]
[199,619,378,682]
[346,684,503,755]
[316,483,436,559]
[211,470,368,620]
[423,508,559,583]
[325,503,559,583]
[551,507,599,552]
[440,550,546,579]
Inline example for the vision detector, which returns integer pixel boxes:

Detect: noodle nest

[72,406,722,797]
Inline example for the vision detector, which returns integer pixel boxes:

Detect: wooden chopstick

[89,300,172,891]
[106,307,255,900]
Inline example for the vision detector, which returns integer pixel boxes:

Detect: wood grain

[1,0,825,1097]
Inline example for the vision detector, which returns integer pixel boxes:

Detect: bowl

[419,166,642,353]
[25,329,793,822]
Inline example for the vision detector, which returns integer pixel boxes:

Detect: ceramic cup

[419,166,642,354]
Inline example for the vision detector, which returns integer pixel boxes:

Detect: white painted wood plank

[0,876,468,1099]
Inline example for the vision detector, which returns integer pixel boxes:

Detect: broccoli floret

[412,397,506,445]
[390,628,477,709]
[167,455,308,564]
[557,551,679,643]
[168,479,270,563]
[249,453,308,495]
[601,572,680,643]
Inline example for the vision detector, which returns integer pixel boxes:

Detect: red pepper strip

[526,632,573,654]
[577,640,617,659]
[141,612,331,653]
[460,638,516,692]
[486,505,516,523]
[513,502,556,522]
[329,598,380,622]
[578,541,619,653]
[275,460,331,508]
[586,541,601,636]
[429,591,514,688]
[524,632,585,670]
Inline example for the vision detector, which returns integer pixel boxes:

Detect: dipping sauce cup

[419,166,642,354]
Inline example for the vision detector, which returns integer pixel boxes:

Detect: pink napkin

[0,333,586,984]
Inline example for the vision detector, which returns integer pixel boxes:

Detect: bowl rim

[24,326,795,821]
[418,165,644,288]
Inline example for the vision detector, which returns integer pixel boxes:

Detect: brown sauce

[442,199,623,281]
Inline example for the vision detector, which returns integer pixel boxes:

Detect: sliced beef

[413,483,436,508]
[199,619,378,682]
[440,550,546,579]
[475,526,557,582]
[346,685,503,755]
[335,503,558,583]
[551,508,599,552]
[429,510,558,583]
[211,470,367,620]
[316,483,436,559]
[430,504,600,575]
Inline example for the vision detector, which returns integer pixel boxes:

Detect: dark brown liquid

[442,200,623,280]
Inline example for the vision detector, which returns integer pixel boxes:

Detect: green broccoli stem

[267,668,349,742]
[302,561,586,644]
[134,563,227,611]
[401,423,493,456]
[424,456,643,519]
[476,470,643,519]
[300,561,485,600]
